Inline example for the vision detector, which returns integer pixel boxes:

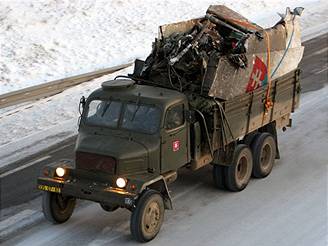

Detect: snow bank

[1,0,327,94]
[0,0,327,167]
[0,68,132,167]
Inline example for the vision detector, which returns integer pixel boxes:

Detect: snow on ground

[0,67,132,167]
[0,0,327,94]
[0,0,327,167]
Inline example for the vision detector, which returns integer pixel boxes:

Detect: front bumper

[37,177,137,207]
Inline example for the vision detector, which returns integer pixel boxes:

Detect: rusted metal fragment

[207,46,304,100]
[246,26,287,53]
[207,5,262,31]
[159,18,202,38]
[207,56,251,99]
[206,7,304,100]
[133,5,304,101]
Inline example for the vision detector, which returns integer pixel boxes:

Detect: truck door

[161,103,189,172]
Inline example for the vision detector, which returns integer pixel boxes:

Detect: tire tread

[225,144,253,192]
[251,133,276,178]
[130,189,164,242]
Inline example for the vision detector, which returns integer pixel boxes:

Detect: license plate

[38,184,61,193]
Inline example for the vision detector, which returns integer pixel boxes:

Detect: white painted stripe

[303,46,328,60]
[172,182,203,201]
[48,143,74,155]
[88,234,126,245]
[314,47,328,56]
[314,66,328,75]
[0,212,43,241]
[0,155,51,178]
[0,210,36,231]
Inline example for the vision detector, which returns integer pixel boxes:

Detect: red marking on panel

[246,56,268,92]
[172,140,180,152]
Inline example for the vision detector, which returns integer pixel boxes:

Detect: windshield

[122,103,161,134]
[85,100,161,134]
[86,100,122,128]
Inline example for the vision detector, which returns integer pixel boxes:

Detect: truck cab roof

[88,79,186,109]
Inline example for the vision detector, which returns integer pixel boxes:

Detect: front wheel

[42,192,76,224]
[130,190,165,242]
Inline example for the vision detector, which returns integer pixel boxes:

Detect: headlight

[55,167,66,177]
[116,177,127,188]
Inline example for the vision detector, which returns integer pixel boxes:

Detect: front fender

[139,177,173,210]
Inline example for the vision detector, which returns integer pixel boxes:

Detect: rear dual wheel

[213,133,277,191]
[251,133,276,178]
[213,144,253,192]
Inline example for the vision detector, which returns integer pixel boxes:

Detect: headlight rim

[116,177,127,188]
[55,167,66,178]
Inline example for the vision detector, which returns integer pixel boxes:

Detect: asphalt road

[299,34,328,92]
[1,33,328,245]
[0,136,76,209]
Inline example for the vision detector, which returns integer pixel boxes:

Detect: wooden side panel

[248,90,266,133]
[272,77,294,120]
[223,95,249,141]
[221,69,300,144]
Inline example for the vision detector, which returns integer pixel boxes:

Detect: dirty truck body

[37,69,301,241]
[37,5,303,243]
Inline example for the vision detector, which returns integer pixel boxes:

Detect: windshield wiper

[131,105,140,121]
[101,101,112,117]
[131,93,141,121]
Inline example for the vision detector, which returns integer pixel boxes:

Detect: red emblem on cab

[172,140,180,152]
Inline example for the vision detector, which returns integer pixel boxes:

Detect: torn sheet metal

[159,18,201,39]
[206,5,262,33]
[207,7,304,100]
[133,5,304,101]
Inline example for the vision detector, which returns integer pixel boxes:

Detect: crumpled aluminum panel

[206,7,304,100]
[151,6,304,101]
[206,5,262,31]
[159,18,202,39]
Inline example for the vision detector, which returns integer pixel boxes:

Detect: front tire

[42,192,76,224]
[130,190,165,242]
[225,144,253,191]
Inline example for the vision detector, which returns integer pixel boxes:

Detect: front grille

[76,151,116,174]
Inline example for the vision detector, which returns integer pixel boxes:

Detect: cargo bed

[220,69,301,145]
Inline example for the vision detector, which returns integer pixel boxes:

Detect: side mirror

[79,96,86,115]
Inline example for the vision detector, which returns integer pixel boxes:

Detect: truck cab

[37,79,193,242]
[77,79,190,176]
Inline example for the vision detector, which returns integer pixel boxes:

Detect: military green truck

[37,5,303,243]
[37,67,301,242]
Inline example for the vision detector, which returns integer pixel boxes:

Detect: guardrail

[0,62,133,109]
